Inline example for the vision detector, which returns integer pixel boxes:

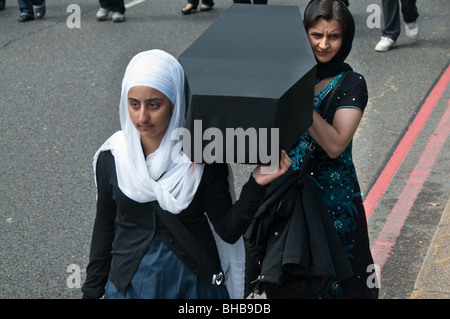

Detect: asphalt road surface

[0,0,449,299]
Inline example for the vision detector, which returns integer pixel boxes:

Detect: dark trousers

[99,0,125,14]
[233,0,268,4]
[382,0,419,40]
[188,0,215,7]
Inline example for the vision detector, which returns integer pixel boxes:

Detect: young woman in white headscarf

[81,50,291,299]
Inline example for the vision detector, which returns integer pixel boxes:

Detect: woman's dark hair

[304,0,349,36]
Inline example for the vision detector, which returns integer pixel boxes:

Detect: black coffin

[178,4,316,164]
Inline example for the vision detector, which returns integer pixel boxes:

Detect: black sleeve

[336,71,368,113]
[201,164,267,244]
[81,151,117,299]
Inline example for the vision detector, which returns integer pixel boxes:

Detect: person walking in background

[17,0,45,22]
[96,0,125,22]
[182,0,214,15]
[375,0,419,52]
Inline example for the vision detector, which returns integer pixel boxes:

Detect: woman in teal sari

[286,0,378,299]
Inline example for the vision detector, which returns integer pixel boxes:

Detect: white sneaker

[112,12,125,22]
[375,36,395,52]
[96,7,110,21]
[405,22,419,39]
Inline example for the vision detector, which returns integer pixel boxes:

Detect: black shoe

[0,4,5,11]
[18,14,34,22]
[35,5,45,19]
[182,5,197,15]
[200,5,213,12]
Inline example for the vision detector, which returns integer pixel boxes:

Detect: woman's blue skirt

[105,234,229,299]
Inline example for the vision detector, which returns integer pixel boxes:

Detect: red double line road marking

[372,103,450,270]
[364,65,450,219]
[363,65,450,271]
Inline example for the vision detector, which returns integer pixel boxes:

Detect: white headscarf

[93,49,245,299]
[94,49,204,213]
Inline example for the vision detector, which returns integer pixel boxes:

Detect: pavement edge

[410,198,450,299]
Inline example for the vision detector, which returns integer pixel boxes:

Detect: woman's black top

[81,150,266,299]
